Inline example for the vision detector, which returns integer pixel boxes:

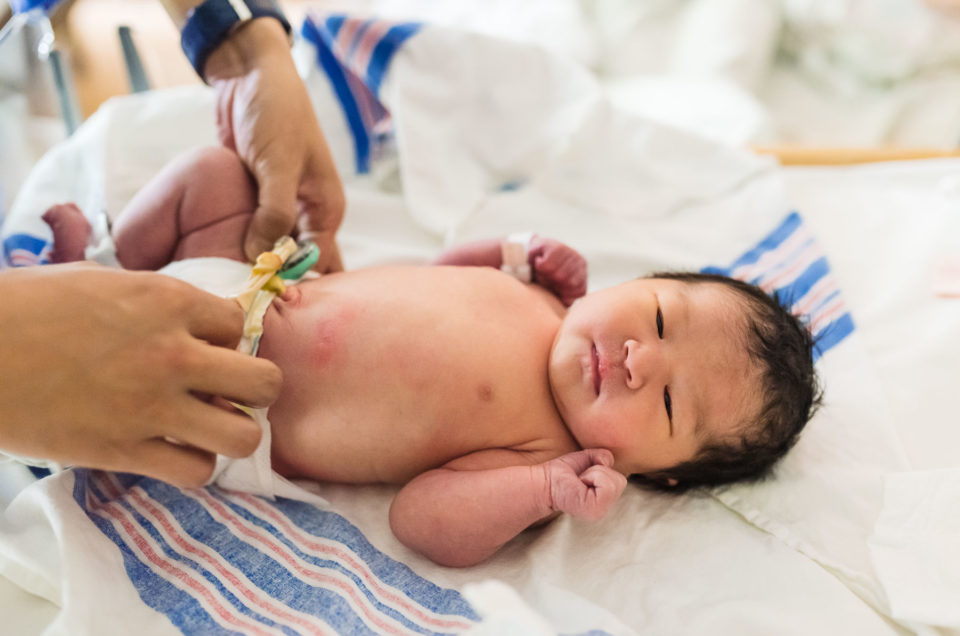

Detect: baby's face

[548,278,761,476]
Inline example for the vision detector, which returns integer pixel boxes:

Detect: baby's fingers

[555,448,614,474]
[582,465,628,495]
[579,466,627,520]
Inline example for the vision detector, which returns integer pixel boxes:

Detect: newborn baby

[43,147,820,567]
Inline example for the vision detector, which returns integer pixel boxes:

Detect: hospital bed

[2,3,960,634]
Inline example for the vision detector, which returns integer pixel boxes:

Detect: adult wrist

[203,18,290,80]
[180,0,292,82]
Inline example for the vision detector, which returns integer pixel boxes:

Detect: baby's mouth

[591,343,601,396]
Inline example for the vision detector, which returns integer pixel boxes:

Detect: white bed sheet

[0,90,948,636]
[783,161,960,471]
[2,7,960,633]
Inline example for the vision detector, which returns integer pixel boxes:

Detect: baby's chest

[336,307,556,426]
[313,315,562,469]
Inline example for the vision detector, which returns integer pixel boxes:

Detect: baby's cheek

[573,414,621,453]
[604,426,633,453]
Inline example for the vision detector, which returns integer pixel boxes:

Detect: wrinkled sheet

[2,10,958,635]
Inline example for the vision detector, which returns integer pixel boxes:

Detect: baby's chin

[259,289,297,355]
[276,286,302,306]
[545,351,584,445]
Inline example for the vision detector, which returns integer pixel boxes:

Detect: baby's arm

[433,236,587,307]
[389,449,626,567]
[112,147,257,269]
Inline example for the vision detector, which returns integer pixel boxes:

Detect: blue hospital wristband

[180,0,292,79]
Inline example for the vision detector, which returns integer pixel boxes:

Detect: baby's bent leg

[113,147,257,268]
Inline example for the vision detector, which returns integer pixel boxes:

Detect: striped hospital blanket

[707,211,854,361]
[76,470,480,635]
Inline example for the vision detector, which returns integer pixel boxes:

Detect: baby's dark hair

[630,272,821,494]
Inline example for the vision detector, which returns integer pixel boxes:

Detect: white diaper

[160,256,308,500]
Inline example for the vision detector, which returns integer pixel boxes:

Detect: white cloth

[869,469,960,631]
[158,258,323,502]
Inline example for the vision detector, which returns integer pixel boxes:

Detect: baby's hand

[544,449,627,520]
[529,237,587,307]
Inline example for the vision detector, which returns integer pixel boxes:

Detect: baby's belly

[258,266,566,484]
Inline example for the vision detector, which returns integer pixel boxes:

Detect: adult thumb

[244,173,298,261]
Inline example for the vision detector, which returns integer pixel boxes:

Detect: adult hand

[0,264,281,487]
[204,18,345,272]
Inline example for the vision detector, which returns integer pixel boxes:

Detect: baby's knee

[179,147,257,215]
[182,146,252,188]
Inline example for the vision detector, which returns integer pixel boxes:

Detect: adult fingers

[215,83,238,152]
[298,229,344,273]
[177,285,246,348]
[165,398,263,461]
[181,342,283,409]
[130,438,219,488]
[244,162,299,260]
[320,238,344,273]
[297,149,345,271]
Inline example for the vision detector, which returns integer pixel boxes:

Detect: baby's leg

[42,203,92,263]
[113,147,257,269]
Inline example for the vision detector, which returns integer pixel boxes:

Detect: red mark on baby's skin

[311,304,355,368]
[312,319,340,368]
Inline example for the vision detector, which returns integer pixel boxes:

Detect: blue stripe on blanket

[301,14,421,174]
[704,212,854,362]
[74,470,481,635]
[303,18,371,174]
[366,23,422,96]
[718,212,803,273]
[2,232,50,267]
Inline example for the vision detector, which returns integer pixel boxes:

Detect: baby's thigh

[175,147,258,260]
[178,147,257,232]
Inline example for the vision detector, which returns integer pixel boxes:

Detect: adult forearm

[389,464,554,568]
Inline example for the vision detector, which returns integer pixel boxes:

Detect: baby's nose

[623,339,660,390]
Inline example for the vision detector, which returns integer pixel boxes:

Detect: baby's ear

[647,474,680,489]
[629,473,680,490]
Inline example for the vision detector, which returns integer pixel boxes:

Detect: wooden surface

[752,146,960,165]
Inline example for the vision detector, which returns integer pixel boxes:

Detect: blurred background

[3,0,960,215]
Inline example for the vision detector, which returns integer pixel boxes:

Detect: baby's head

[547,271,820,494]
